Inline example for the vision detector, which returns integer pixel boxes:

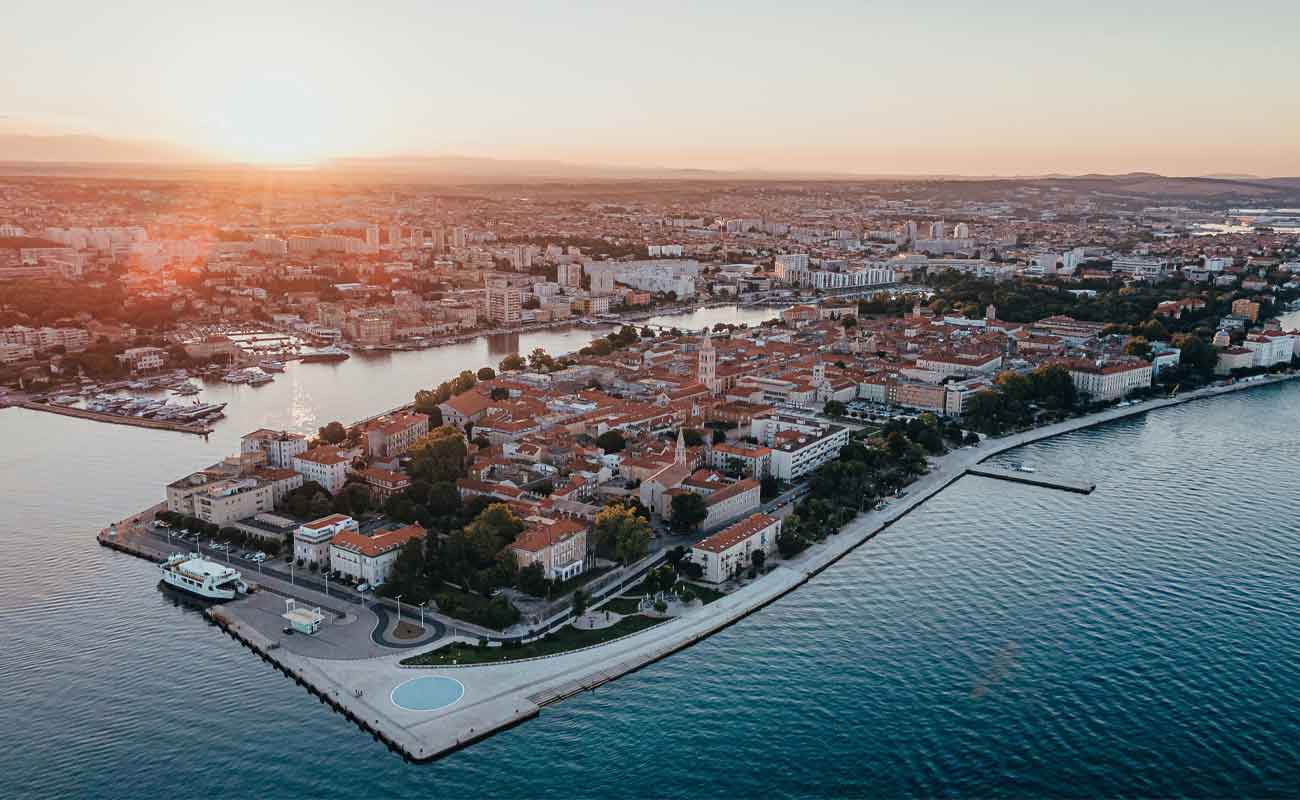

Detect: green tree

[595,430,626,453]
[572,588,589,617]
[318,421,347,444]
[593,502,652,562]
[824,400,847,417]
[669,492,708,533]
[1178,334,1216,377]
[476,366,496,381]
[1123,336,1153,359]
[528,348,557,372]
[498,353,526,372]
[516,562,548,596]
[408,427,468,483]
[464,503,524,564]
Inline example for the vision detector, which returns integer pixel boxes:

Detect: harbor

[20,399,217,435]
[90,370,1300,762]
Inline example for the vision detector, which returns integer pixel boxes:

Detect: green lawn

[599,596,645,615]
[679,582,726,604]
[401,615,667,666]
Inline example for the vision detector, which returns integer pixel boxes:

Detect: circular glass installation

[390,676,465,711]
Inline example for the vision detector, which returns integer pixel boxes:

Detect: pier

[20,401,214,436]
[965,465,1096,494]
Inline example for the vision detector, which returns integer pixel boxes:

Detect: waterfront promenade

[200,371,1299,761]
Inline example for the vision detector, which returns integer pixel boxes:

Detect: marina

[20,399,219,435]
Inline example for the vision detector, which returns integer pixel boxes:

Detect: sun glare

[205,73,335,165]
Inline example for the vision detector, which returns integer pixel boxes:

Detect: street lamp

[290,560,294,586]
[396,594,403,624]
[324,570,329,597]
[419,601,426,632]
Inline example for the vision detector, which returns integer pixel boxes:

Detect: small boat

[247,372,273,385]
[172,383,201,395]
[258,359,286,372]
[50,394,81,406]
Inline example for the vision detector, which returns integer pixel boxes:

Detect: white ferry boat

[158,553,247,600]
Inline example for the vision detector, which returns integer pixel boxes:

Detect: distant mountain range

[0,134,1296,194]
[0,133,204,164]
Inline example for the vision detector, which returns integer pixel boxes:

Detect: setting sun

[203,72,336,164]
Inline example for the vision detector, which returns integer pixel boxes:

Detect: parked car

[356,583,370,592]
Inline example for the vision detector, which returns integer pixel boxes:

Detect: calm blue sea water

[2,374,1298,798]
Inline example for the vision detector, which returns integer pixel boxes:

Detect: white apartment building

[1242,333,1295,367]
[294,514,358,568]
[191,478,274,526]
[752,415,850,480]
[1066,358,1153,402]
[1111,257,1173,280]
[292,447,351,494]
[774,253,810,281]
[692,513,781,583]
[241,429,308,469]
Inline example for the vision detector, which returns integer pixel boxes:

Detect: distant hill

[0,133,205,164]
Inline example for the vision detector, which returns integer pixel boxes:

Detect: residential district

[3,177,1296,623]
[7,172,1287,756]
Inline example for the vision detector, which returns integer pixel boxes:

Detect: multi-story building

[691,513,781,583]
[486,286,522,325]
[1231,298,1261,322]
[361,411,429,460]
[557,262,583,288]
[1111,257,1173,280]
[707,441,772,479]
[115,346,166,373]
[510,518,589,581]
[192,478,274,525]
[292,446,351,494]
[329,524,426,586]
[773,253,810,282]
[1064,358,1153,402]
[357,467,412,502]
[751,414,850,481]
[1242,333,1295,367]
[294,514,358,568]
[241,429,308,469]
[695,478,763,529]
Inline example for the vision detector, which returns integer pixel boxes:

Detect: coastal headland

[99,371,1299,762]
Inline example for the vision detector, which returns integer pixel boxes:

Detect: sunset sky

[5,0,1299,175]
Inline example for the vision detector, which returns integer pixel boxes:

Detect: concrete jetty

[965,465,1096,494]
[20,401,213,435]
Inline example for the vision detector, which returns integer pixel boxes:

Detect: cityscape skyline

[5,0,1300,175]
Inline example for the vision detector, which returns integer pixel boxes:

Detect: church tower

[698,332,717,393]
[675,428,687,465]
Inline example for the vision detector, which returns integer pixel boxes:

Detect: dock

[19,401,214,436]
[965,465,1095,494]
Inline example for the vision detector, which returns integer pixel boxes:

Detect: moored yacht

[158,553,247,600]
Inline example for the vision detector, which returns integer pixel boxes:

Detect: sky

[4,0,1299,175]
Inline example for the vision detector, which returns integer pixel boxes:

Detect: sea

[1,306,1299,798]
